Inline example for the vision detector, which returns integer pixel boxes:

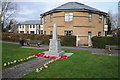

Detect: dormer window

[88,13,92,21]
[65,13,73,22]
[99,15,102,22]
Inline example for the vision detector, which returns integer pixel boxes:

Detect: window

[50,14,53,22]
[41,30,43,34]
[19,25,21,28]
[44,17,46,23]
[99,15,102,22]
[104,17,107,25]
[64,30,73,35]
[39,31,41,34]
[30,31,34,34]
[20,31,24,33]
[65,13,73,22]
[44,31,46,34]
[88,13,92,21]
[88,32,92,36]
[39,25,41,29]
[39,30,43,34]
[23,25,24,28]
[33,25,35,28]
[21,25,23,28]
[50,31,53,35]
[30,25,32,28]
[98,32,101,36]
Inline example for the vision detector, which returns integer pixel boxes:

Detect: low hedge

[2,32,76,46]
[91,36,120,48]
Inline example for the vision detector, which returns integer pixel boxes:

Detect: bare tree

[0,0,18,32]
[111,13,118,29]
[108,11,118,30]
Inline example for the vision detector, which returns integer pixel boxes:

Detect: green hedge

[2,32,76,46]
[91,36,120,48]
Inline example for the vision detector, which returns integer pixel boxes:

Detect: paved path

[1,41,119,56]
[2,57,51,79]
[62,46,119,56]
[1,41,49,49]
[1,41,19,44]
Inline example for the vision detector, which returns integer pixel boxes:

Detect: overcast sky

[13,0,119,23]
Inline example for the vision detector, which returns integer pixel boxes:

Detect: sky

[11,0,119,23]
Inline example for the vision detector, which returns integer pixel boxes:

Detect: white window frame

[65,13,73,22]
[88,13,92,21]
[33,25,35,28]
[23,25,24,28]
[20,25,22,28]
[18,25,20,28]
[88,31,92,36]
[50,14,53,22]
[44,17,46,23]
[99,15,102,22]
[30,25,32,28]
[31,25,33,28]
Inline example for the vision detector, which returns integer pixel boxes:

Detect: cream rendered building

[40,2,108,46]
[17,20,43,34]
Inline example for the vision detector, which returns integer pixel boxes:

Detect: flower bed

[34,52,68,60]
[34,51,70,72]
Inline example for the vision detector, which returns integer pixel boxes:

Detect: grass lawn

[2,43,47,69]
[22,49,118,78]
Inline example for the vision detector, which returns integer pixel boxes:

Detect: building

[17,20,43,34]
[40,2,108,46]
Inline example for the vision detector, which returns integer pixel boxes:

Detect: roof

[19,20,42,25]
[112,28,120,32]
[40,2,107,16]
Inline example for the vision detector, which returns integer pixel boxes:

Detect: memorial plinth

[44,24,64,57]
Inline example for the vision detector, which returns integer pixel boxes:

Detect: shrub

[60,36,76,46]
[91,36,120,48]
[2,32,76,46]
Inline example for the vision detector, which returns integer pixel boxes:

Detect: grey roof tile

[54,2,101,12]
[41,2,107,16]
[20,20,41,25]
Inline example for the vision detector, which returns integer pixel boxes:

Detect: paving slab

[2,57,51,79]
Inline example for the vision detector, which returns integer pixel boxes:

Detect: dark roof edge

[18,23,42,25]
[40,9,107,17]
